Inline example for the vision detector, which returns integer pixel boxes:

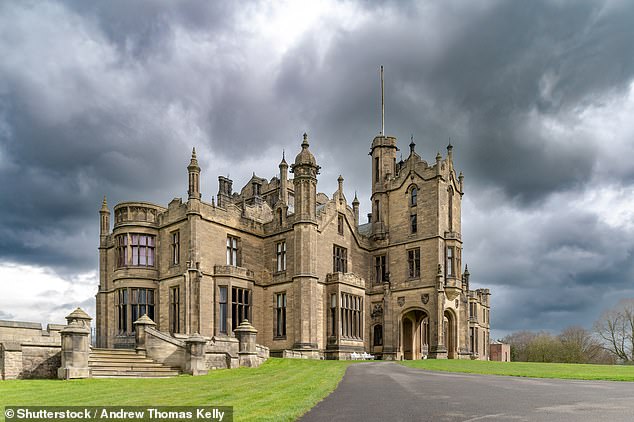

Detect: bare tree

[594,299,634,363]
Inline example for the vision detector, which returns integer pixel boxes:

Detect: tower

[290,133,321,355]
[96,196,110,347]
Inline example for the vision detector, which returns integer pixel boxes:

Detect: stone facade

[96,133,491,360]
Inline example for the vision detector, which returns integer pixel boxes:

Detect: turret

[352,192,360,226]
[188,148,201,200]
[99,196,110,240]
[290,133,320,221]
[279,151,288,205]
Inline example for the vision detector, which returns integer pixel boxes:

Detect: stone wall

[0,320,64,380]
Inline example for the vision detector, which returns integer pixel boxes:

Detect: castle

[95,132,491,360]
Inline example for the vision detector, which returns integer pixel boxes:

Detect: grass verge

[400,359,634,381]
[0,358,355,422]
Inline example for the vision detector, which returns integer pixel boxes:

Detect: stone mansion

[95,133,491,360]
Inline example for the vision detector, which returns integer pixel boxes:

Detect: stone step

[89,361,170,368]
[88,348,181,378]
[90,365,179,372]
[89,357,157,363]
[91,370,180,378]
[91,348,139,355]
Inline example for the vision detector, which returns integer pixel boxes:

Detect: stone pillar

[1,343,23,380]
[234,320,259,367]
[185,333,208,376]
[133,314,156,354]
[58,308,92,379]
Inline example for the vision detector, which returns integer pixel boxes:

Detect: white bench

[350,352,375,360]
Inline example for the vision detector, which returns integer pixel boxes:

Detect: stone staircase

[89,348,180,378]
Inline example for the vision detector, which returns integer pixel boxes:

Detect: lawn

[400,359,634,381]
[0,358,355,422]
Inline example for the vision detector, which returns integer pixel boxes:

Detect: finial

[436,151,442,161]
[302,133,309,148]
[337,175,344,192]
[282,149,285,160]
[447,138,453,150]
[409,135,416,154]
[192,147,197,158]
[100,195,109,211]
[459,171,464,179]
[353,191,359,204]
[464,264,469,275]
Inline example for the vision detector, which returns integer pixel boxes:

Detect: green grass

[0,358,355,422]
[400,359,634,381]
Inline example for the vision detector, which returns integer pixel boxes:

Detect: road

[299,362,634,422]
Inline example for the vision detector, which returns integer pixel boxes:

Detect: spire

[337,175,344,192]
[380,65,385,136]
[447,138,453,151]
[280,149,287,167]
[352,191,359,205]
[100,195,109,212]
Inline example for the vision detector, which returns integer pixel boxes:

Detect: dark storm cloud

[1,0,633,336]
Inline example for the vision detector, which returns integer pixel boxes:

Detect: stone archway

[401,309,429,360]
[443,310,456,359]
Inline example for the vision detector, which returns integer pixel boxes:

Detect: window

[337,214,344,235]
[276,241,286,272]
[231,287,251,331]
[410,214,417,233]
[448,187,454,232]
[117,289,128,334]
[226,236,239,266]
[275,292,286,337]
[116,235,127,267]
[278,209,283,225]
[341,293,362,339]
[374,255,387,284]
[373,324,383,346]
[253,182,261,196]
[170,286,180,333]
[219,286,228,334]
[116,287,155,334]
[330,294,337,336]
[446,247,455,277]
[408,248,420,278]
[410,187,417,206]
[333,245,347,273]
[130,234,155,267]
[375,157,380,182]
[130,288,155,326]
[171,231,180,265]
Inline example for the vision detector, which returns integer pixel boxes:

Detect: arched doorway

[401,309,429,360]
[443,310,456,359]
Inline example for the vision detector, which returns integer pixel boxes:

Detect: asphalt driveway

[300,362,634,422]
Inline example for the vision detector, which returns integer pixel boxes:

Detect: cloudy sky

[1,0,633,339]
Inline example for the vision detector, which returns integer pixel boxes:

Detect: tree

[558,326,605,364]
[594,299,634,363]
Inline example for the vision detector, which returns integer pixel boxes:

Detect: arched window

[411,187,417,206]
